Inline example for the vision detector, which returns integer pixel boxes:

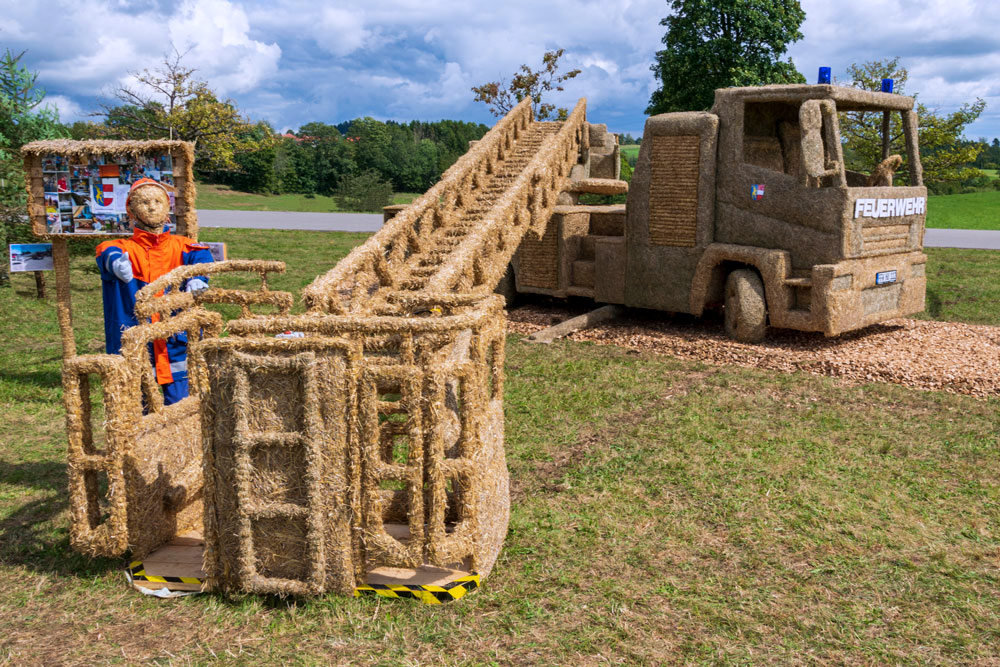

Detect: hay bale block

[595,237,627,304]
[568,178,628,195]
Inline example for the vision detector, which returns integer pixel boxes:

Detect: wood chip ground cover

[508,304,1000,397]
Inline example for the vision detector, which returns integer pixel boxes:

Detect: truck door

[714,98,847,271]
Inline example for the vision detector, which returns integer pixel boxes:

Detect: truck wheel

[724,269,767,343]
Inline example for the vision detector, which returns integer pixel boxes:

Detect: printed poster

[9,243,54,272]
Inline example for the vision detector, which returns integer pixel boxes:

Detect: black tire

[724,269,767,343]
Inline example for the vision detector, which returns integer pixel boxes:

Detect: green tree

[839,58,987,186]
[100,49,257,171]
[472,49,581,120]
[348,117,392,176]
[647,0,806,114]
[0,49,66,286]
[296,122,341,140]
[223,121,278,193]
[67,120,106,139]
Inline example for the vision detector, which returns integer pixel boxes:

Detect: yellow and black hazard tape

[354,573,479,605]
[128,561,204,587]
[127,560,476,602]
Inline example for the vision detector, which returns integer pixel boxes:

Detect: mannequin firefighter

[95,178,213,405]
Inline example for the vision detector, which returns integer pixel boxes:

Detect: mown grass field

[196,182,419,213]
[197,163,997,231]
[621,144,640,164]
[927,189,1000,230]
[1,231,999,663]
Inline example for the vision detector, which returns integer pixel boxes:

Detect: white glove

[110,252,133,283]
[184,278,209,294]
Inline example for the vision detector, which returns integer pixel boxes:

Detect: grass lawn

[927,190,1000,230]
[1,232,999,662]
[196,181,420,213]
[915,248,1000,326]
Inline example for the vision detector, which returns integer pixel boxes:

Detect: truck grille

[860,222,913,255]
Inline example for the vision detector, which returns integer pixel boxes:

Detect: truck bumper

[811,251,927,336]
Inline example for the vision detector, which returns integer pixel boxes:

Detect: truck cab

[514,84,928,342]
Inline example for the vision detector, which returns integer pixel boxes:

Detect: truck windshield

[838,105,920,187]
[742,99,921,188]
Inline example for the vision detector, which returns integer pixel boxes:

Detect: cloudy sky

[3,0,998,139]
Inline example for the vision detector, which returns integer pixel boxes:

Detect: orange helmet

[125,177,169,211]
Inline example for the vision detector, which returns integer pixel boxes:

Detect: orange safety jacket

[96,227,212,384]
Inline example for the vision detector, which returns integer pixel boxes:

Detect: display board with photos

[41,153,176,234]
[22,140,197,240]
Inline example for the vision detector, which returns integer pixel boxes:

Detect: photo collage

[42,153,177,234]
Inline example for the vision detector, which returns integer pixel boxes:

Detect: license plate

[875,270,897,285]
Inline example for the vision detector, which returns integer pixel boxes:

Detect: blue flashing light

[881,78,894,93]
[818,67,831,84]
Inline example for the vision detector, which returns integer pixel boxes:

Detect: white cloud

[45,95,86,124]
[5,0,280,103]
[5,0,999,139]
[167,0,281,94]
[313,8,371,56]
[791,0,1000,138]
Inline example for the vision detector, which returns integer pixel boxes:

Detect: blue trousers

[162,377,189,406]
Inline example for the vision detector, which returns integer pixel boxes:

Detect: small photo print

[44,192,59,213]
[95,214,130,234]
[10,243,54,272]
[56,175,69,192]
[157,154,173,172]
[73,217,98,233]
[46,214,65,233]
[58,194,73,211]
[43,174,57,191]
[41,155,67,172]
[72,201,94,221]
[161,173,174,186]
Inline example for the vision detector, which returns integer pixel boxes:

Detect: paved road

[198,209,383,233]
[197,210,1000,250]
[924,228,1000,250]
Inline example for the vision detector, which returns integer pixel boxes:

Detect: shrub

[335,170,394,212]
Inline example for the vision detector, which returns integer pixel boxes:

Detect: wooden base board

[129,527,477,595]
[130,533,206,593]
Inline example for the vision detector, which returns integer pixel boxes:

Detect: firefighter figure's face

[129,185,170,232]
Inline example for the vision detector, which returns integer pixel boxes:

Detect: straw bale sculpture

[28,97,603,596]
